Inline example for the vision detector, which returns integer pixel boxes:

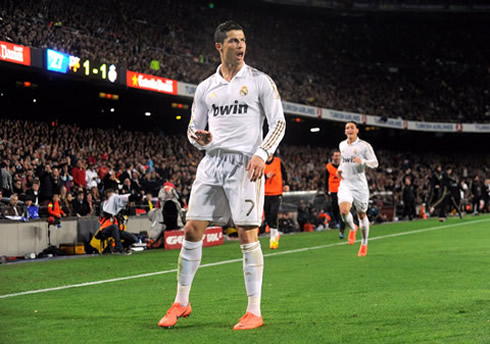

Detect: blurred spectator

[1,162,13,197]
[471,175,483,215]
[72,191,90,217]
[72,160,87,189]
[25,179,41,206]
[85,193,95,217]
[60,164,74,191]
[39,164,62,203]
[90,186,101,212]
[86,163,99,190]
[4,193,24,217]
[61,191,74,217]
[0,190,5,218]
[401,177,416,220]
[48,193,66,227]
[12,179,25,199]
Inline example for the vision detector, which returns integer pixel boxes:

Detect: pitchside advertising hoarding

[126,70,178,95]
[0,41,31,66]
[164,227,224,250]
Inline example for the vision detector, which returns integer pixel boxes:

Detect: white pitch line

[1,218,488,299]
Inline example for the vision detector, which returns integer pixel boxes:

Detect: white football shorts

[338,182,369,213]
[186,150,264,227]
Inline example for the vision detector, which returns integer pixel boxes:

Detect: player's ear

[215,42,222,52]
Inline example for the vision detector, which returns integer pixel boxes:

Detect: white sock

[241,241,263,317]
[175,239,203,306]
[359,216,370,246]
[270,227,279,241]
[341,212,356,231]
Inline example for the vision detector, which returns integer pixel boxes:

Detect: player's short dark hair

[346,121,358,128]
[214,20,243,43]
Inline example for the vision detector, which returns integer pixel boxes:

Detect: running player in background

[325,149,345,238]
[264,153,288,249]
[337,121,378,256]
[158,20,286,330]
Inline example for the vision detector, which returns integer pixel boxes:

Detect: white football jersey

[188,63,286,162]
[338,137,378,190]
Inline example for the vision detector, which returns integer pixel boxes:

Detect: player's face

[217,30,246,66]
[344,123,358,141]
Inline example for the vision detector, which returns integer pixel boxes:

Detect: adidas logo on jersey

[212,101,249,116]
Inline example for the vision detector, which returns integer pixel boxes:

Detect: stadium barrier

[0,216,149,258]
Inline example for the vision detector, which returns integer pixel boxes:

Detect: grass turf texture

[1,215,489,343]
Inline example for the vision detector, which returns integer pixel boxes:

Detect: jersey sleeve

[362,142,379,169]
[187,83,214,151]
[337,143,344,173]
[253,74,286,162]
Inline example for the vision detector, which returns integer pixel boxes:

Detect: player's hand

[191,130,212,146]
[247,156,265,182]
[353,157,363,165]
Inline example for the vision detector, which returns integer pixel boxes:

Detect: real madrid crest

[354,149,358,154]
[240,86,248,96]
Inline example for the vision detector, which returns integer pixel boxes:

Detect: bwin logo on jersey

[212,100,249,116]
[342,157,355,163]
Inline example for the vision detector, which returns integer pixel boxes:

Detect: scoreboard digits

[45,49,118,83]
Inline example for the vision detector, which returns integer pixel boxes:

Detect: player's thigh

[352,189,369,214]
[186,178,231,224]
[224,167,264,227]
[338,186,353,214]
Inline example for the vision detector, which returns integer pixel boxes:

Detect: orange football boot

[233,312,264,330]
[158,302,192,328]
[358,244,368,257]
[269,234,280,250]
[348,225,358,245]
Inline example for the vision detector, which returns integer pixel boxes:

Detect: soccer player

[325,149,345,238]
[158,20,286,330]
[264,153,288,249]
[337,121,378,256]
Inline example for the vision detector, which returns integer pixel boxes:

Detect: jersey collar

[216,63,247,83]
[347,137,360,145]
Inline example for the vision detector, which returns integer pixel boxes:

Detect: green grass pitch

[1,215,489,343]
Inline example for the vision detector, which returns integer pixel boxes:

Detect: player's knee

[237,225,259,244]
[339,206,350,216]
[184,221,207,241]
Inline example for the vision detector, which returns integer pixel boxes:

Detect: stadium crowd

[1,119,488,224]
[1,0,489,123]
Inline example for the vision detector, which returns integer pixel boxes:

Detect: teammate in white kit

[158,20,286,331]
[337,121,378,256]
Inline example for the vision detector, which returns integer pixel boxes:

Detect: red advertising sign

[0,41,31,66]
[164,227,224,250]
[126,70,177,95]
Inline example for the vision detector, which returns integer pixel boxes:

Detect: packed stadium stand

[0,1,489,230]
[1,0,489,123]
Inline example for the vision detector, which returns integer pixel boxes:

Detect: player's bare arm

[247,155,265,182]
